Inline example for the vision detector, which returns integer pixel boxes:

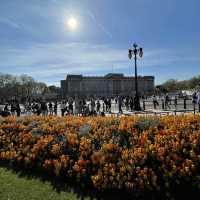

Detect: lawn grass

[0,167,88,200]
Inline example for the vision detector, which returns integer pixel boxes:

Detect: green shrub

[134,117,162,133]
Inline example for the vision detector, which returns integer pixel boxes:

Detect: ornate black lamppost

[128,43,143,111]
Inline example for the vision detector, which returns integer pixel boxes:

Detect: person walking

[192,92,198,107]
[197,91,200,113]
[104,98,108,112]
[60,101,66,117]
[35,103,41,116]
[107,98,112,113]
[40,101,48,116]
[11,103,16,116]
[129,97,134,111]
[16,103,21,117]
[74,96,79,116]
[125,97,129,111]
[91,98,96,114]
[174,96,178,110]
[78,99,83,116]
[118,96,123,114]
[96,100,101,113]
[68,97,74,115]
[48,102,53,115]
[54,101,57,115]
[2,104,10,117]
[165,94,171,110]
[153,95,159,109]
[4,104,9,112]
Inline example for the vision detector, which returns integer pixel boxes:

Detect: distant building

[61,73,154,97]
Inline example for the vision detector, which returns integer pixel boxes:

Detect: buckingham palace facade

[61,73,154,97]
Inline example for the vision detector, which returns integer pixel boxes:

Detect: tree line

[0,73,60,101]
[156,75,200,93]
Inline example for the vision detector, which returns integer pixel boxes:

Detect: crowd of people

[1,92,200,117]
[0,96,140,117]
[0,100,21,117]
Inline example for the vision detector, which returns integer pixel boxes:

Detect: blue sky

[0,0,200,86]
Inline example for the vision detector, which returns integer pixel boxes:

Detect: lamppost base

[134,96,141,111]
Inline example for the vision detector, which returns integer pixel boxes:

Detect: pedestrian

[197,91,200,112]
[54,101,57,115]
[2,104,10,117]
[118,96,123,114]
[96,100,101,113]
[48,102,53,115]
[16,103,21,117]
[78,99,83,116]
[91,98,96,114]
[107,98,112,113]
[174,96,178,109]
[165,94,170,109]
[11,103,16,115]
[74,96,79,116]
[192,92,197,107]
[38,101,48,116]
[104,98,108,112]
[4,104,9,112]
[35,103,41,116]
[129,97,134,111]
[25,102,32,115]
[125,97,129,111]
[60,101,65,117]
[84,104,90,116]
[68,97,74,115]
[153,95,159,109]
[41,101,48,116]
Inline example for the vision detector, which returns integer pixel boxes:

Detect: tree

[188,76,200,89]
[160,75,200,92]
[155,85,168,95]
[0,73,48,101]
[46,85,60,94]
[162,79,178,92]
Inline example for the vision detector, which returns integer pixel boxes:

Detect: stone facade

[61,73,154,97]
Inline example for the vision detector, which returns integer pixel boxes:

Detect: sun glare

[67,17,78,30]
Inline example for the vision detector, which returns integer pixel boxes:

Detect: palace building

[61,73,154,97]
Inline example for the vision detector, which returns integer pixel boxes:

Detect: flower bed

[0,115,200,198]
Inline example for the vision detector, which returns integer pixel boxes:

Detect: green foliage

[162,79,178,92]
[0,73,48,99]
[160,75,200,92]
[79,124,91,137]
[134,117,162,132]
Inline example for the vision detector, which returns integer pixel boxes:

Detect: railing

[142,98,200,115]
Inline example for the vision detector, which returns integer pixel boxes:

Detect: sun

[67,17,78,30]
